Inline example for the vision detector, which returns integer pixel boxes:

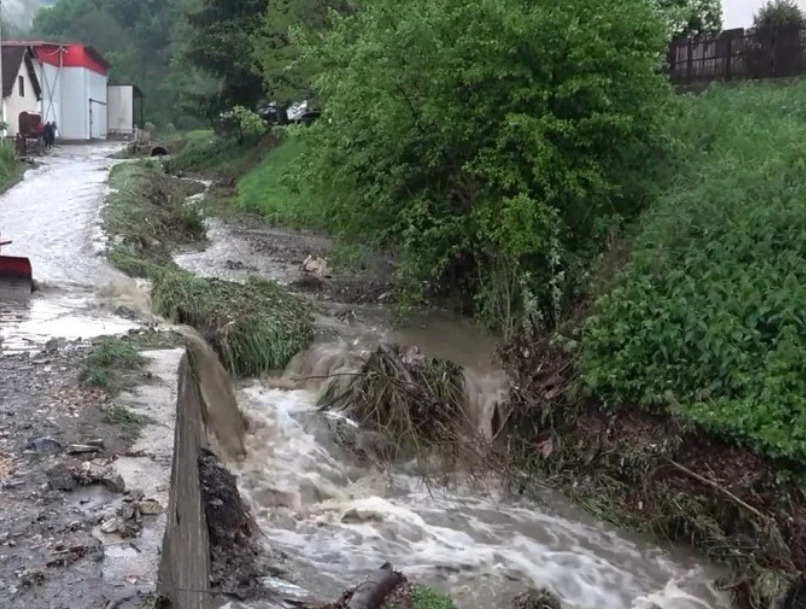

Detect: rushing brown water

[174,221,730,609]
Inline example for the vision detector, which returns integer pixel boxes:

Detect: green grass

[151,269,314,377]
[411,586,457,609]
[80,337,147,394]
[237,137,320,227]
[0,141,22,191]
[105,161,206,275]
[169,129,276,180]
[582,79,806,461]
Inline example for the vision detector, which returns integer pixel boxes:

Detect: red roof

[2,40,109,76]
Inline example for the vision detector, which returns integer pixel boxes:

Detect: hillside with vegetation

[28,0,806,605]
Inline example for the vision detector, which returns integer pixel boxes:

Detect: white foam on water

[234,380,732,609]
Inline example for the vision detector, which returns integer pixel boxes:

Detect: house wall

[3,60,40,137]
[59,66,88,139]
[37,61,63,127]
[107,86,134,135]
[88,70,107,139]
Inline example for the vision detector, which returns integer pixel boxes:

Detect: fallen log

[347,563,404,609]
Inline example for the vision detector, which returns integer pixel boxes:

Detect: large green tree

[252,0,351,106]
[296,0,672,331]
[182,0,267,118]
[658,0,722,37]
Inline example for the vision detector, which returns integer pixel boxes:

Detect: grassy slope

[518,80,806,608]
[237,137,319,227]
[582,80,806,462]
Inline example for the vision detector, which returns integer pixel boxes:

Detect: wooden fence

[668,25,806,86]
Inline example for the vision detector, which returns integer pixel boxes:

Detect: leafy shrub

[582,80,806,460]
[294,0,672,333]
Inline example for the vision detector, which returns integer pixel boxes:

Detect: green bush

[294,0,672,331]
[582,80,806,461]
[170,129,275,180]
[0,141,18,185]
[151,269,314,376]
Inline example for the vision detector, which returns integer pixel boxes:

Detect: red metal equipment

[0,234,34,293]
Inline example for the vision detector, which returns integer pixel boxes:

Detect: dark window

[18,76,24,97]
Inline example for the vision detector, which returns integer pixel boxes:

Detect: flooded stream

[176,225,731,609]
[0,145,142,351]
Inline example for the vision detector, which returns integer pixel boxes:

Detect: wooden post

[726,33,733,81]
[687,38,694,85]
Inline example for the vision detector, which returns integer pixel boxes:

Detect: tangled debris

[317,344,477,466]
[500,329,806,609]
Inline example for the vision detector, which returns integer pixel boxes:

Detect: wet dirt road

[0,144,139,351]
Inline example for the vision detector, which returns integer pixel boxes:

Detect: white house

[107,84,144,137]
[1,45,42,137]
[3,40,109,140]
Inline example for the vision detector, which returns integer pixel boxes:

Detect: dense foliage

[252,0,350,107]
[582,80,806,461]
[182,0,268,118]
[294,0,671,331]
[658,0,722,36]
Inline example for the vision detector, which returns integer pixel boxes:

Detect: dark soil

[199,448,285,603]
[500,332,806,609]
[0,341,157,608]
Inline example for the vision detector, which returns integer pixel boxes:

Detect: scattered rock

[101,472,126,494]
[302,255,330,279]
[44,338,60,353]
[18,569,45,587]
[27,436,63,454]
[139,498,163,516]
[47,463,78,492]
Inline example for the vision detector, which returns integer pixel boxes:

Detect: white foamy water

[234,367,729,609]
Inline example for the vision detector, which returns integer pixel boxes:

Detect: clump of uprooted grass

[80,336,147,394]
[152,269,314,377]
[104,160,206,275]
[318,344,486,469]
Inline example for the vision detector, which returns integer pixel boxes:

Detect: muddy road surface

[0,144,144,352]
[0,145,166,609]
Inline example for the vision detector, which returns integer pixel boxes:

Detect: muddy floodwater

[0,146,732,609]
[176,222,732,609]
[0,145,142,351]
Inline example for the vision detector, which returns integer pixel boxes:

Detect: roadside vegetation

[80,336,147,394]
[0,140,23,192]
[104,159,314,377]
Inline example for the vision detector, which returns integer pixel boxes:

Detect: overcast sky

[723,0,806,28]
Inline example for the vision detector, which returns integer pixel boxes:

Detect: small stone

[139,499,162,516]
[101,472,126,494]
[43,338,59,353]
[46,463,77,492]
[86,439,105,450]
[26,437,63,454]
[100,518,120,534]
[67,445,101,455]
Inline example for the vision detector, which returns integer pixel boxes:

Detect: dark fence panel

[668,26,806,86]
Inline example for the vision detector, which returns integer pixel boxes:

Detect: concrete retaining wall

[158,353,214,609]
